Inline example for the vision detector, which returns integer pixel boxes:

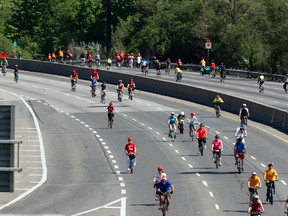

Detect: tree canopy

[0,0,287,74]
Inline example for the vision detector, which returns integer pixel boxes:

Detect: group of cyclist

[0,58,20,82]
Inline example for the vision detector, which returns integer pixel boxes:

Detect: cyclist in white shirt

[235,126,247,143]
[187,112,199,138]
[153,166,167,201]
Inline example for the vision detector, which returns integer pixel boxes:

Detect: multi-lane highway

[0,68,287,216]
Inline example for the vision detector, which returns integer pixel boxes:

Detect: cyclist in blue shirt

[156,177,174,211]
[167,112,178,138]
[234,137,246,166]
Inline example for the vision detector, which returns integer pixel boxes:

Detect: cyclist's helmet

[73,70,77,73]
[252,195,259,200]
[180,111,185,116]
[252,171,257,175]
[215,134,220,139]
[268,162,274,167]
[236,136,243,141]
[157,166,164,172]
[200,123,204,127]
[191,112,195,115]
[243,103,247,107]
[119,80,123,83]
[128,137,133,141]
[15,65,18,67]
[221,62,224,64]
[161,176,167,182]
[171,112,175,115]
[130,78,133,81]
[216,95,220,99]
[109,101,113,105]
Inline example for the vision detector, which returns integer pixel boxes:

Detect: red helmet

[191,112,195,115]
[268,162,274,167]
[216,95,220,99]
[157,166,163,171]
[109,101,113,105]
[73,70,76,73]
[93,68,98,71]
[119,80,123,83]
[128,137,133,141]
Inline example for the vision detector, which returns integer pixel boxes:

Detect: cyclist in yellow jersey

[175,67,182,82]
[248,172,262,203]
[263,162,278,201]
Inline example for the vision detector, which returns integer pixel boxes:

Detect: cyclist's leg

[265,182,270,198]
[166,194,170,210]
[159,194,164,209]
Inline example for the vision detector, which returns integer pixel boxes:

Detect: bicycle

[213,149,220,169]
[14,73,19,83]
[157,69,161,78]
[241,116,248,130]
[188,123,198,142]
[128,88,134,100]
[169,125,176,142]
[165,65,171,74]
[71,79,77,92]
[259,83,264,93]
[236,153,244,174]
[250,211,263,216]
[198,138,206,156]
[117,90,123,102]
[127,153,136,174]
[108,113,114,129]
[214,105,221,118]
[160,192,171,216]
[91,85,96,97]
[178,119,184,134]
[101,90,107,104]
[266,181,275,205]
[2,65,7,76]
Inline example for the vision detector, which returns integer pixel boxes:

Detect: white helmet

[180,111,185,116]
[171,112,175,115]
[243,104,247,107]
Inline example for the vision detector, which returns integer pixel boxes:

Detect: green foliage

[0,0,287,73]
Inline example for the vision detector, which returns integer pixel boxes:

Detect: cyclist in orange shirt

[48,53,52,62]
[196,123,208,153]
[59,49,64,62]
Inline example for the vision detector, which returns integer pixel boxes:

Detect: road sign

[13,41,17,47]
[205,42,212,49]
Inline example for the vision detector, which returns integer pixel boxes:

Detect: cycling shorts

[213,149,221,157]
[234,152,245,159]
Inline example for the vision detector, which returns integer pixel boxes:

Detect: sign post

[205,39,212,65]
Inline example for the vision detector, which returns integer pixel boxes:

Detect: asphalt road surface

[0,69,287,216]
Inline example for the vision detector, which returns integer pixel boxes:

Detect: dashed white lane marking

[156,132,160,135]
[114,165,119,169]
[272,101,279,104]
[202,181,208,187]
[169,143,173,147]
[93,131,97,134]
[121,190,126,194]
[175,150,179,153]
[251,156,256,160]
[107,150,111,154]
[148,127,152,130]
[188,164,193,168]
[76,118,80,121]
[215,204,219,210]
[260,163,266,167]
[140,123,145,126]
[112,160,116,163]
[162,137,167,141]
[215,131,220,134]
[120,183,125,187]
[96,134,100,138]
[89,128,93,131]
[181,157,186,161]
[281,180,287,185]
[99,138,103,141]
[80,121,85,124]
[116,171,121,175]
[209,192,214,197]
[104,146,109,149]
[132,118,137,121]
[65,113,70,116]
[123,114,127,117]
[85,124,89,127]
[101,142,106,145]
[196,173,200,176]
[109,155,114,159]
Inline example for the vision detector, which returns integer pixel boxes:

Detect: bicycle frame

[161,192,170,216]
[266,181,275,205]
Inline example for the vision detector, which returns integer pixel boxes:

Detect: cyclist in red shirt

[210,60,216,77]
[211,134,223,166]
[248,195,264,214]
[127,78,136,97]
[70,70,78,87]
[90,69,99,80]
[107,101,115,127]
[116,80,125,101]
[125,137,137,171]
[177,59,183,70]
[196,123,208,153]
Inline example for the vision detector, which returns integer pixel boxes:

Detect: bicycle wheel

[237,158,241,174]
[215,156,219,169]
[269,188,273,205]
[162,198,167,216]
[171,130,175,142]
[199,141,204,156]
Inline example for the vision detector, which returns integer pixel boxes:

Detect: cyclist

[107,101,115,127]
[175,67,182,82]
[80,51,85,66]
[165,57,171,74]
[239,104,250,124]
[70,70,78,87]
[100,81,108,102]
[153,166,167,201]
[257,73,265,92]
[107,57,112,70]
[263,162,278,201]
[177,59,183,70]
[196,123,208,152]
[156,177,174,211]
[1,57,8,68]
[125,137,137,171]
[14,65,19,82]
[219,62,226,80]
[248,195,265,215]
[155,60,161,75]
[284,196,288,214]
[59,49,64,62]
[234,137,246,169]
[141,58,148,75]
[235,126,247,143]
[210,60,216,77]
[187,112,199,139]
[127,78,136,98]
[87,53,93,67]
[116,80,125,101]
[177,111,185,133]
[213,95,224,114]
[167,112,178,138]
[211,134,223,166]
[136,54,142,69]
[248,172,262,203]
[91,68,99,80]
[95,52,101,67]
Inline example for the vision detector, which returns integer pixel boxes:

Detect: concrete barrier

[7,59,288,132]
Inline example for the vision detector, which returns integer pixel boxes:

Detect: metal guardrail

[67,60,286,80]
[0,139,23,172]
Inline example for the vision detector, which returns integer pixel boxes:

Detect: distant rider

[211,134,223,166]
[257,74,265,92]
[196,123,208,152]
[153,166,167,201]
[156,177,174,211]
[125,137,137,171]
[167,112,178,138]
[187,112,199,139]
